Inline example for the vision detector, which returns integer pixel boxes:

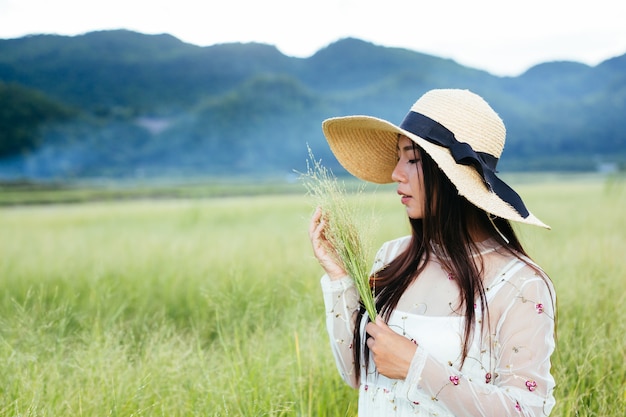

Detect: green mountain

[0,30,624,179]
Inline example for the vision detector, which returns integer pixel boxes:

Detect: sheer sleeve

[320,237,410,389]
[321,274,360,388]
[404,267,557,416]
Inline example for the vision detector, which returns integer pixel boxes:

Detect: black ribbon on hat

[399,111,529,218]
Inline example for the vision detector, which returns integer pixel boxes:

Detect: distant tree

[1,31,625,177]
[0,82,75,157]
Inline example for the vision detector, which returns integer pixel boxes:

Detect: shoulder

[370,235,411,273]
[377,235,411,260]
[507,256,554,294]
[485,250,552,290]
[487,255,556,317]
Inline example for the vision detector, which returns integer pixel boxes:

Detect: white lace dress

[321,236,556,416]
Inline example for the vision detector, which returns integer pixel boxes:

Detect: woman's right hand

[308,207,348,280]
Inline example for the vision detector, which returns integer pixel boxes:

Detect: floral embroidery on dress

[322,239,556,416]
[485,372,492,384]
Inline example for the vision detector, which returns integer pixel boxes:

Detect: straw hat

[321,88,549,228]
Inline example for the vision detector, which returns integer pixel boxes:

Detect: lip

[398,190,412,205]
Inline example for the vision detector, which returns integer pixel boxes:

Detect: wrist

[327,270,348,281]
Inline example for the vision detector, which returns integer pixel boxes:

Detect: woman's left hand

[365,316,418,380]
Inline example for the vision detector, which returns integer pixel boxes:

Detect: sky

[1,0,625,76]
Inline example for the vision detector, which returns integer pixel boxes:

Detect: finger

[312,206,322,223]
[365,321,378,337]
[309,208,323,237]
[308,207,319,230]
[366,316,385,333]
[310,222,326,247]
[374,316,388,329]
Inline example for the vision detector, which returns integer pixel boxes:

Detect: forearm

[405,347,554,416]
[402,275,557,416]
[321,274,360,388]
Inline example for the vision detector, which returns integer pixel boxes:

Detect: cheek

[409,165,425,193]
[411,168,428,213]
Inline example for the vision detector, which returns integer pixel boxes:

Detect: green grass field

[0,175,624,416]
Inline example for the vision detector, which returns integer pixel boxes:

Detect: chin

[406,211,423,220]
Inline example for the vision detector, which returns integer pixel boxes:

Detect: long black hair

[352,142,533,382]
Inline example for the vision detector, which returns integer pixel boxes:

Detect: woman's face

[392,135,426,219]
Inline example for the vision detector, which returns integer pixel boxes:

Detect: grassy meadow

[0,174,624,416]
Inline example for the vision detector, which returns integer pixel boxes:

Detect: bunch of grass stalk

[301,149,377,322]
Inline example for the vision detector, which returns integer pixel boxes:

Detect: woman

[309,89,556,416]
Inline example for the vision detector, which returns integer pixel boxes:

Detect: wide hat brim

[322,115,550,229]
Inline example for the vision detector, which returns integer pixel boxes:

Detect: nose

[391,159,406,183]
